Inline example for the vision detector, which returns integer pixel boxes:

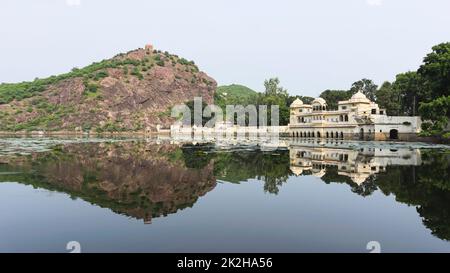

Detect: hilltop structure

[288,91,421,141]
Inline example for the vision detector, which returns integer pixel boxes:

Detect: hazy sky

[1,0,449,97]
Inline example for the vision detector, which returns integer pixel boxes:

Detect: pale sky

[1,0,449,97]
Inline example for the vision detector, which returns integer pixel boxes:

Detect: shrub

[94,71,108,81]
[85,83,99,93]
[131,67,144,80]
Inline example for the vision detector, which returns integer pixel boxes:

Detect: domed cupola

[290,98,304,108]
[312,97,327,111]
[350,91,370,103]
[312,97,327,105]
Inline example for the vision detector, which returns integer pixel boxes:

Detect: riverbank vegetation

[322,42,450,137]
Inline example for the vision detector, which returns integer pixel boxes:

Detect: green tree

[392,72,425,116]
[319,90,350,110]
[263,78,288,96]
[418,96,450,135]
[417,42,450,99]
[287,95,314,106]
[376,81,401,115]
[259,78,290,125]
[349,78,378,101]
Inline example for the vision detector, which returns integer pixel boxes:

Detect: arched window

[326,132,329,138]
[296,132,299,137]
[339,115,343,122]
[340,132,344,139]
[312,132,315,137]
[331,132,334,138]
[317,132,321,138]
[390,129,399,140]
[344,115,349,122]
[335,132,339,139]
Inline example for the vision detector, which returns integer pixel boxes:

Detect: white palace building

[288,91,422,141]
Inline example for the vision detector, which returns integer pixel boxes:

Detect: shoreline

[0,130,170,137]
[0,130,448,144]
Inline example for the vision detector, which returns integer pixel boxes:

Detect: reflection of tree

[180,144,292,194]
[181,144,216,169]
[320,166,377,196]
[263,176,288,195]
[1,143,450,240]
[321,166,353,184]
[375,151,450,241]
[351,176,378,197]
[209,149,291,195]
[300,150,450,241]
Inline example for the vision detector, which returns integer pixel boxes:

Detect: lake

[0,137,449,253]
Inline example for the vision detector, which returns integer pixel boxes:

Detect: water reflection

[0,138,449,241]
[0,142,216,224]
[289,144,422,185]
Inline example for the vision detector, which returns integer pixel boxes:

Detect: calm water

[0,137,449,253]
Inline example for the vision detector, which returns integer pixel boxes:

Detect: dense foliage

[315,42,450,137]
[214,84,258,109]
[215,80,296,126]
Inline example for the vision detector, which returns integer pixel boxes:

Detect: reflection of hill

[1,140,449,240]
[0,142,216,223]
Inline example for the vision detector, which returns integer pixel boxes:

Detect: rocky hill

[0,44,216,133]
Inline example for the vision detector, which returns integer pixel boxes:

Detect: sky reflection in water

[0,137,449,252]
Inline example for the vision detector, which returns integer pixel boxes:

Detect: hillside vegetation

[214,84,258,108]
[0,46,216,132]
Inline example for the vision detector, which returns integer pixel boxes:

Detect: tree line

[256,42,449,136]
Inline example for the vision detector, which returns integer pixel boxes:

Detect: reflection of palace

[288,91,421,141]
[289,144,422,184]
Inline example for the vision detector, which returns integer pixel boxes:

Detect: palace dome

[290,166,304,176]
[312,97,327,105]
[312,169,326,178]
[350,91,370,102]
[290,98,304,108]
[350,174,370,185]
